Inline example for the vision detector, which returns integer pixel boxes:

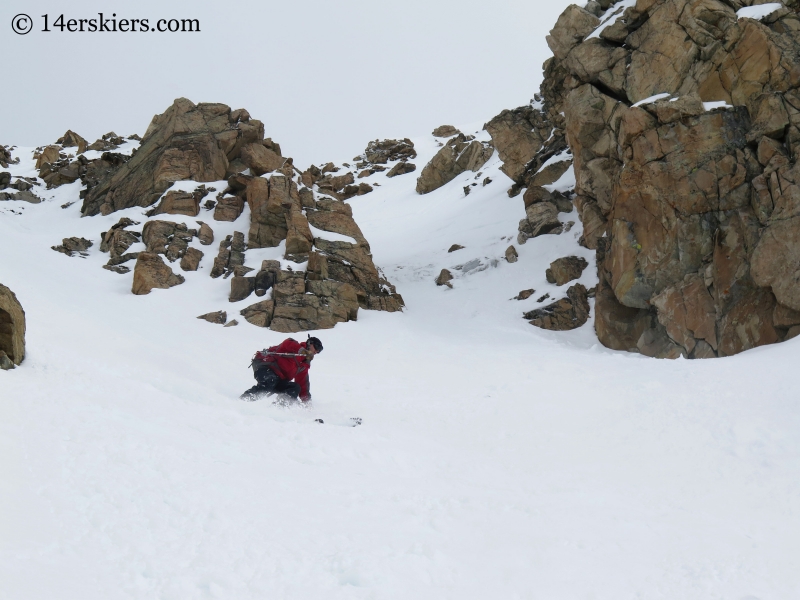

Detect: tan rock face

[363,139,416,164]
[0,284,26,367]
[432,125,461,138]
[153,190,201,217]
[546,5,599,61]
[517,202,562,244]
[484,106,552,183]
[35,146,61,170]
[501,0,800,358]
[180,247,204,271]
[284,210,314,260]
[59,130,89,154]
[415,134,494,194]
[247,175,296,248]
[546,256,588,286]
[131,253,185,295]
[525,284,590,331]
[66,97,403,331]
[240,143,284,176]
[81,98,268,216]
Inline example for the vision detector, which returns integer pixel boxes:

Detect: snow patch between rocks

[308,223,357,244]
[632,93,671,107]
[737,3,783,20]
[586,0,638,40]
[703,101,734,111]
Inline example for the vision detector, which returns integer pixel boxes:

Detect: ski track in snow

[1,128,800,599]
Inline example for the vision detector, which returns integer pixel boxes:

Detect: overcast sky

[2,0,575,167]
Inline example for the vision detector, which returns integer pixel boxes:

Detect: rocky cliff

[0,284,25,369]
[25,98,404,334]
[485,0,800,358]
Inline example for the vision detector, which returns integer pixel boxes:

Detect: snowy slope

[2,126,800,600]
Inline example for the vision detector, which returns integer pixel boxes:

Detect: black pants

[243,366,301,400]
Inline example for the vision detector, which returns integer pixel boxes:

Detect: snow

[536,150,572,172]
[2,127,800,599]
[704,100,734,111]
[632,92,671,107]
[586,0,638,40]
[308,223,358,244]
[544,164,577,194]
[737,3,784,20]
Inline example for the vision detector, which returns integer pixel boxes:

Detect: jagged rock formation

[15,98,402,332]
[149,186,211,217]
[235,254,362,332]
[492,0,800,358]
[546,256,589,286]
[1,145,16,168]
[386,161,416,178]
[52,237,93,257]
[416,134,494,194]
[197,311,227,324]
[81,99,279,216]
[210,232,247,279]
[32,131,132,192]
[99,217,141,272]
[0,173,42,203]
[131,253,185,295]
[432,125,461,138]
[349,139,417,186]
[525,284,590,331]
[485,105,570,195]
[0,284,26,369]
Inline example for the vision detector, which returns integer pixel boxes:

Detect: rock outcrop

[0,284,25,369]
[493,0,800,358]
[0,145,16,168]
[131,253,185,295]
[416,134,494,194]
[432,125,461,138]
[525,284,590,331]
[236,255,362,332]
[52,237,93,257]
[197,310,227,324]
[546,256,588,286]
[54,98,403,332]
[81,98,274,216]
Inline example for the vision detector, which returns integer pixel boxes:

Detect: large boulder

[485,105,556,184]
[546,256,588,286]
[241,143,285,176]
[131,253,185,295]
[416,134,494,194]
[0,284,26,368]
[81,98,266,216]
[58,130,89,154]
[100,218,141,258]
[363,139,417,164]
[246,175,295,248]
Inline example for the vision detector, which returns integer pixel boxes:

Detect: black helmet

[307,336,323,353]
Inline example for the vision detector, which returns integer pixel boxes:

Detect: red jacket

[257,338,312,400]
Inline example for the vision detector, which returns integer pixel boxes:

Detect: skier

[240,336,323,403]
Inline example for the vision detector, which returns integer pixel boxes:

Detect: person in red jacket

[240,336,323,402]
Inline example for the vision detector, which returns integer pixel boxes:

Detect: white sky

[1,0,574,166]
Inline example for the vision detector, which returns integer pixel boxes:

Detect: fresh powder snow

[2,127,799,599]
[737,3,785,20]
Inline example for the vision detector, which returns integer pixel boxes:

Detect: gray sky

[2,0,573,167]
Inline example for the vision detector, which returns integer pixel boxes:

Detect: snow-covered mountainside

[2,113,799,598]
[5,0,800,594]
